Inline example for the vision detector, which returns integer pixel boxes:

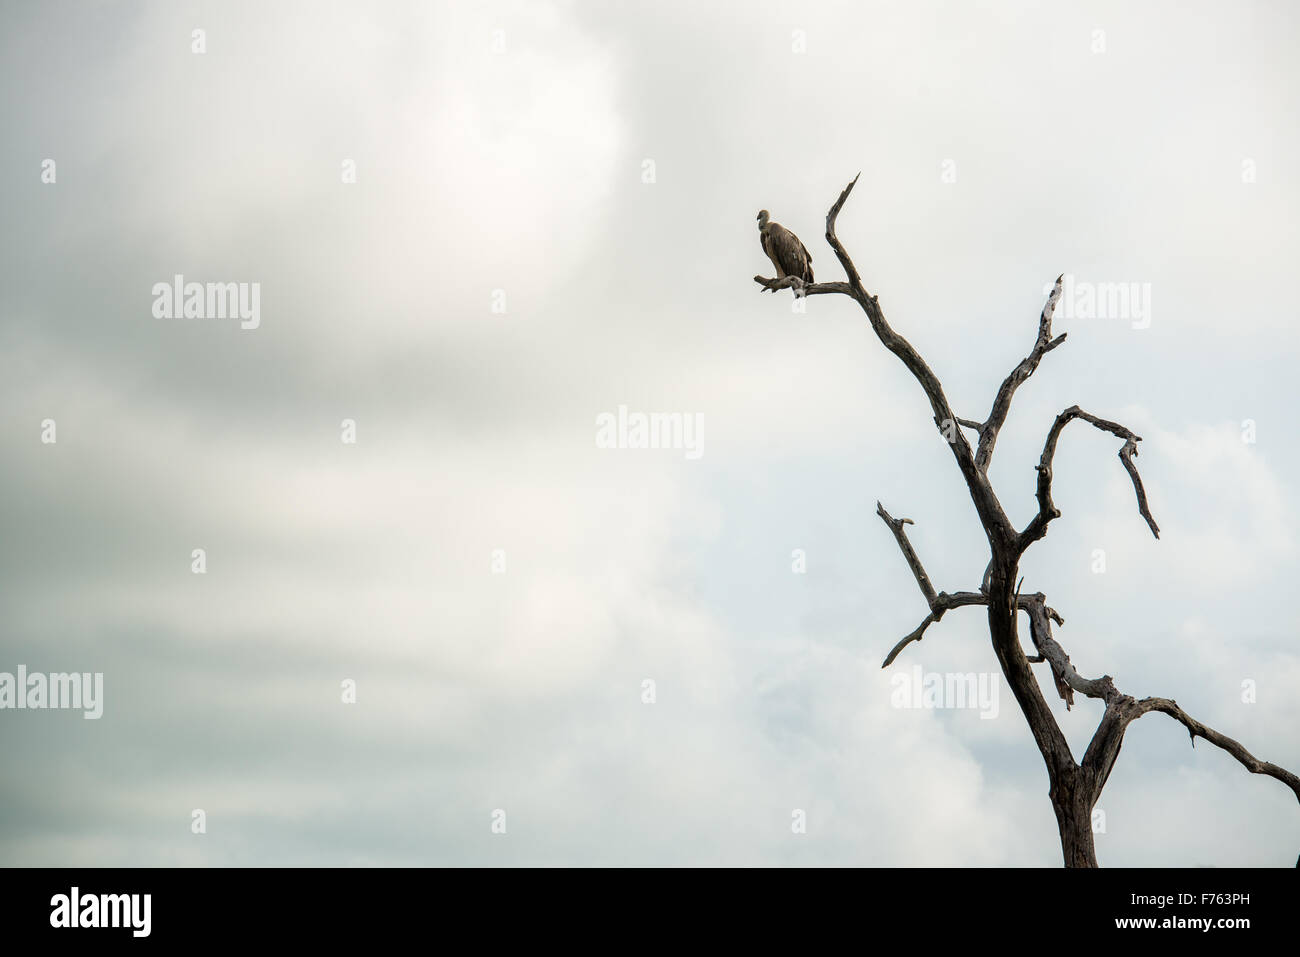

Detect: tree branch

[1079,689,1300,811]
[974,275,1068,472]
[1131,698,1300,803]
[1019,592,1118,709]
[875,502,999,665]
[875,502,937,605]
[825,173,866,294]
[879,584,1087,683]
[1020,405,1160,553]
[881,591,988,667]
[753,275,855,297]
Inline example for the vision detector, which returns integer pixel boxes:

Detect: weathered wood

[1020,405,1160,550]
[874,502,937,606]
[976,274,1067,473]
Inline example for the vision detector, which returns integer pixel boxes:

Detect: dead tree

[755,174,1300,867]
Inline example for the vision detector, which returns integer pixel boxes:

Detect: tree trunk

[1050,771,1098,868]
[985,555,1099,867]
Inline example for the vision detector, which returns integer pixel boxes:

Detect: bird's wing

[796,235,814,282]
[760,229,785,276]
[770,224,813,282]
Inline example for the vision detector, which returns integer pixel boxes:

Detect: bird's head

[756,210,770,229]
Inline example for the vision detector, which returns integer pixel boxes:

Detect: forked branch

[1031,607,1300,806]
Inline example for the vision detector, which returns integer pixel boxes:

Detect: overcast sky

[2,0,1297,866]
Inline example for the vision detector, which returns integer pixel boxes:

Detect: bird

[757,210,814,287]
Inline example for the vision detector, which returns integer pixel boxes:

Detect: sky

[1,0,1297,866]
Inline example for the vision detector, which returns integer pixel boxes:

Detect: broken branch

[1020,405,1160,553]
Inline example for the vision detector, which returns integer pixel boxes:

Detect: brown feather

[760,221,814,283]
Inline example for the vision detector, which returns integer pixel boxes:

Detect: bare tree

[755,174,1300,867]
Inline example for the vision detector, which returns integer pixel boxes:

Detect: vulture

[757,209,814,285]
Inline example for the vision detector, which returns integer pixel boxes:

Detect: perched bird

[757,210,814,285]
